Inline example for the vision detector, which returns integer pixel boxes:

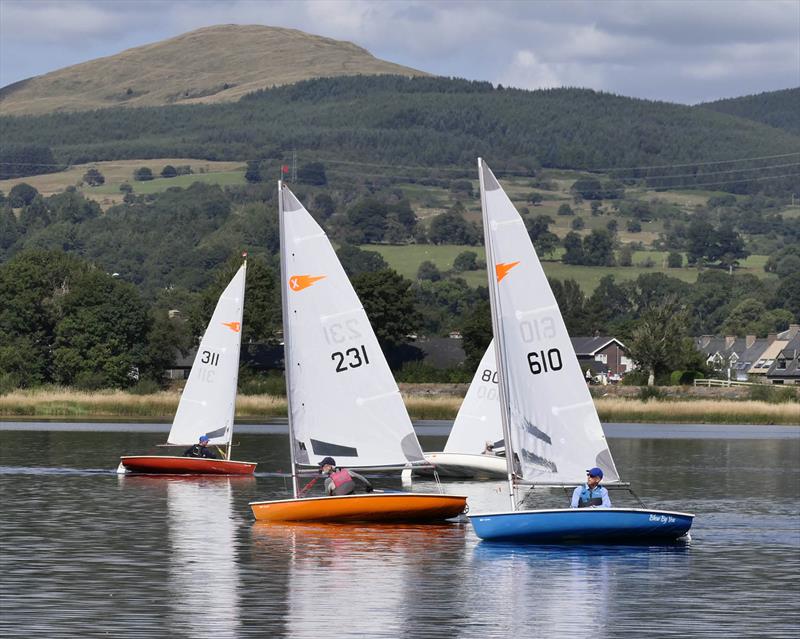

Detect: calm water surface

[1,424,798,638]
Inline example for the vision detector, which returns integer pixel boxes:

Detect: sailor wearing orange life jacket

[318,457,373,496]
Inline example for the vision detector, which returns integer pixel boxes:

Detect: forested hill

[0,24,426,116]
[699,88,800,136]
[2,76,798,193]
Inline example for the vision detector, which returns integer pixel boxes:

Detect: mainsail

[444,340,504,455]
[167,263,246,447]
[279,184,425,468]
[478,159,619,485]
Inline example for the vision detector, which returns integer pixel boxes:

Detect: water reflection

[470,542,691,638]
[252,522,468,639]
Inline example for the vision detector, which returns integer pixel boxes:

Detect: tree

[345,198,389,243]
[460,299,492,371]
[618,244,633,266]
[590,201,602,216]
[525,214,559,258]
[557,203,574,216]
[119,182,133,194]
[627,296,689,386]
[626,220,642,233]
[245,160,263,183]
[8,183,39,207]
[453,251,479,272]
[428,205,480,245]
[351,270,420,348]
[83,168,105,186]
[337,244,389,277]
[133,167,154,182]
[562,232,584,264]
[571,216,585,231]
[312,193,336,220]
[549,277,587,335]
[160,165,177,178]
[417,260,442,281]
[52,269,153,388]
[527,192,544,206]
[667,252,683,268]
[297,161,327,186]
[582,229,615,266]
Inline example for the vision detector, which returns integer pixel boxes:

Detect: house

[571,336,631,377]
[766,326,800,385]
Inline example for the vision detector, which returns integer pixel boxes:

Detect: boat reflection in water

[470,542,691,636]
[252,521,467,637]
[118,475,250,639]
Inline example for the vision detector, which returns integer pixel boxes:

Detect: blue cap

[586,467,603,478]
[199,435,209,443]
[318,456,336,467]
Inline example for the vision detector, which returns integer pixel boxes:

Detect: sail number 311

[332,345,370,373]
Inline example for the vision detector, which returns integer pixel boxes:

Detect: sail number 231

[332,345,370,373]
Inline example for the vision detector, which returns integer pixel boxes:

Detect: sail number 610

[527,348,563,375]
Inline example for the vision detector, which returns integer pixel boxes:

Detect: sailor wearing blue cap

[183,435,218,459]
[570,467,612,508]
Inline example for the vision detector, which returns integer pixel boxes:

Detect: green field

[363,244,775,293]
[93,170,246,195]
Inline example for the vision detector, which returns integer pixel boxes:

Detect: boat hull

[250,492,467,522]
[416,452,508,479]
[119,455,256,475]
[468,508,694,543]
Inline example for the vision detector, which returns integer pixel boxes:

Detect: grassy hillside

[2,77,798,198]
[0,24,427,116]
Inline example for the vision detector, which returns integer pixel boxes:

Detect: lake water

[1,423,799,638]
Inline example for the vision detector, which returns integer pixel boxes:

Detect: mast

[225,253,247,461]
[478,158,517,511]
[278,181,300,498]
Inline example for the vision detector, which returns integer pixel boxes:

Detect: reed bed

[0,388,796,425]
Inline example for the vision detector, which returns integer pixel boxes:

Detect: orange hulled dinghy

[249,183,466,522]
[119,258,256,475]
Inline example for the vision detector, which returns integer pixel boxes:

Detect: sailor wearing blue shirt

[570,467,612,508]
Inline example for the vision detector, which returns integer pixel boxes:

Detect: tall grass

[0,388,797,424]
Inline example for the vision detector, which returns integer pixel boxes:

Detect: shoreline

[0,388,797,425]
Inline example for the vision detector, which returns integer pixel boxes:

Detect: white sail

[478,159,619,484]
[279,184,425,468]
[444,340,504,454]
[167,264,246,447]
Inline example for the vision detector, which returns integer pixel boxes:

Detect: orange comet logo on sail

[222,321,241,332]
[496,261,520,282]
[289,275,326,291]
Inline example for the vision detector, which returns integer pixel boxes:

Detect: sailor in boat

[183,435,218,459]
[570,467,612,508]
[318,457,373,496]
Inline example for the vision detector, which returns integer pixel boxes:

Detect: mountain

[0,24,427,116]
[699,88,800,136]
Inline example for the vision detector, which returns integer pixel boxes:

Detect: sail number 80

[527,348,563,375]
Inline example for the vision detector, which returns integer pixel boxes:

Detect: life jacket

[328,468,355,496]
[577,485,606,508]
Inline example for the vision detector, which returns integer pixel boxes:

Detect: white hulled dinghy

[466,159,693,543]
[249,183,466,522]
[119,259,256,475]
[417,341,506,478]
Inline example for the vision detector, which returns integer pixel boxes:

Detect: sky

[1,0,798,105]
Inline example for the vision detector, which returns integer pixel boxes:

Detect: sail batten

[478,158,620,489]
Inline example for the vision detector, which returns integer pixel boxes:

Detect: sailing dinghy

[119,259,256,475]
[467,159,693,543]
[249,183,466,522]
[417,341,506,478]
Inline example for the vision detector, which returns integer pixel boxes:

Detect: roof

[748,340,789,374]
[571,336,627,356]
[767,336,800,379]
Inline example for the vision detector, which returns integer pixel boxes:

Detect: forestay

[167,264,246,447]
[478,159,620,484]
[444,340,504,455]
[280,185,425,468]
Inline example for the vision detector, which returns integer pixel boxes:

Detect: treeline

[2,76,798,194]
[700,88,800,136]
